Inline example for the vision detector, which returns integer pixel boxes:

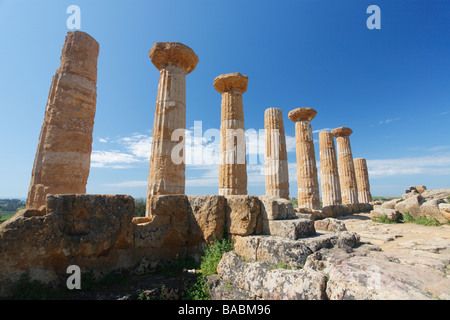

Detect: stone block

[263,219,316,239]
[258,196,296,220]
[224,195,261,236]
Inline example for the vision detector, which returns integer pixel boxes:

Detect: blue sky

[0,0,449,199]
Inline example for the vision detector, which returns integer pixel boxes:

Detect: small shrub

[9,272,52,300]
[372,215,398,224]
[184,275,210,300]
[134,197,146,217]
[200,237,234,276]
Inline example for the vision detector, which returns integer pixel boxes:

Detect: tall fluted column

[214,73,248,195]
[288,108,320,209]
[26,31,99,209]
[331,127,359,204]
[264,108,289,199]
[319,131,342,206]
[354,158,372,203]
[145,42,198,216]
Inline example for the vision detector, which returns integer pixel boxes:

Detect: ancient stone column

[288,108,320,209]
[145,42,198,216]
[331,127,359,204]
[26,31,99,209]
[354,158,372,203]
[214,73,248,195]
[319,131,342,206]
[264,108,289,199]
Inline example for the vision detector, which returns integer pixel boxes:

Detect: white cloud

[367,153,450,177]
[103,180,148,188]
[91,150,140,168]
[378,117,400,125]
[312,128,332,133]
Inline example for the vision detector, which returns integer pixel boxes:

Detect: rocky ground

[209,213,450,300]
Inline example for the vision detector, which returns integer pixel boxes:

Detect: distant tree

[134,198,146,217]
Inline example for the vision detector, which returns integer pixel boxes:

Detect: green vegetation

[269,262,292,270]
[372,196,398,202]
[200,237,234,277]
[134,197,146,217]
[8,269,132,300]
[9,272,54,300]
[371,215,400,224]
[373,211,443,227]
[0,199,25,223]
[289,198,298,207]
[401,212,442,227]
[184,236,234,300]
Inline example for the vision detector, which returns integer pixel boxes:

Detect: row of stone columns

[26,36,371,213]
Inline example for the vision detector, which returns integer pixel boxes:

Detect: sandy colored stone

[264,108,289,199]
[187,195,226,244]
[26,31,99,209]
[145,42,198,216]
[289,107,320,209]
[354,158,372,203]
[224,195,260,236]
[216,73,248,195]
[332,127,358,205]
[319,131,342,206]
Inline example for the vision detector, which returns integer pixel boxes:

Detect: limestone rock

[233,232,360,269]
[380,198,402,209]
[438,203,450,221]
[370,208,401,222]
[258,196,296,220]
[420,199,447,224]
[216,251,327,300]
[395,194,423,218]
[224,195,260,236]
[421,189,450,200]
[410,185,427,194]
[187,195,226,244]
[263,219,316,239]
[314,218,347,232]
[0,194,134,296]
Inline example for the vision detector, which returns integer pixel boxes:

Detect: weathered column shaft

[145,42,198,217]
[148,65,187,195]
[26,31,99,209]
[354,158,372,203]
[332,127,359,205]
[215,73,248,195]
[289,108,320,209]
[319,131,342,206]
[264,108,289,199]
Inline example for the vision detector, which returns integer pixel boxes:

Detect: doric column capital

[149,42,199,74]
[288,107,317,122]
[214,72,248,94]
[331,126,353,137]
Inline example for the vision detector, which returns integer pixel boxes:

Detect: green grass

[401,212,441,226]
[200,237,234,277]
[372,215,399,224]
[372,211,443,227]
[184,236,234,300]
[372,196,398,201]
